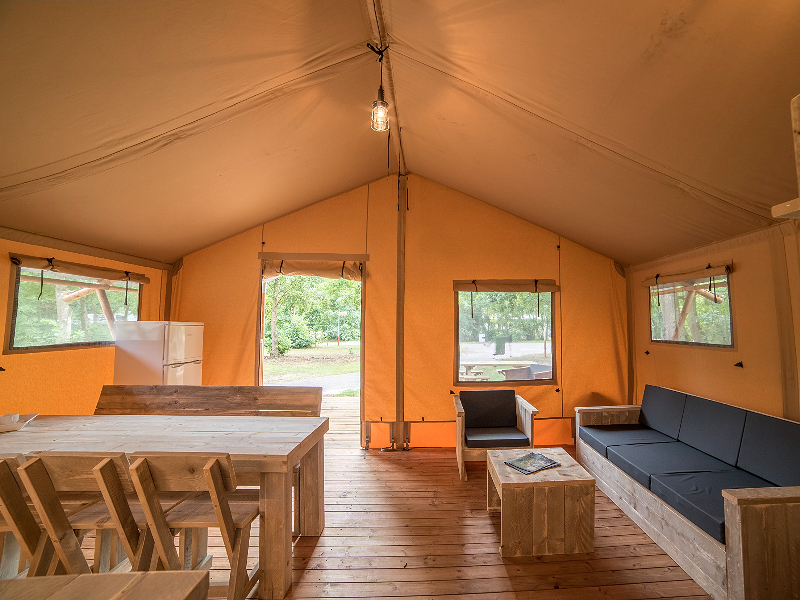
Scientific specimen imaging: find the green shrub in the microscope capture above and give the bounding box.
[286,314,314,348]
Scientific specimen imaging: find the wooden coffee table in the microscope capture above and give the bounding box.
[487,447,595,557]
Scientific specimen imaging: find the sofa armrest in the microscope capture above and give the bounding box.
[515,395,538,447]
[723,485,800,599]
[575,405,640,427]
[453,395,465,417]
[722,486,800,506]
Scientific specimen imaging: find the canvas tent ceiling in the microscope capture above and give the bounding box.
[1,0,798,265]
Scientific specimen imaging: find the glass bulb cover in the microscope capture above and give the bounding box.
[371,99,389,131]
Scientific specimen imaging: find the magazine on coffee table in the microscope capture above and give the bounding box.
[504,452,560,475]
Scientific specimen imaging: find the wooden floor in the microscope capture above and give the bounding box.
[87,395,712,599]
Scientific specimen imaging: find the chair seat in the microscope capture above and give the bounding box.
[579,424,674,457]
[69,492,193,529]
[464,427,529,449]
[607,442,736,488]
[164,496,259,529]
[650,470,774,543]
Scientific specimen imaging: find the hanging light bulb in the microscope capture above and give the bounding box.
[371,85,389,132]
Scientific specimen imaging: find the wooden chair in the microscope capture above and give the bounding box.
[129,453,260,600]
[96,384,322,536]
[17,452,190,575]
[0,456,59,578]
[454,390,538,481]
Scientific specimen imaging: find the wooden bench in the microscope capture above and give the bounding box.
[95,385,322,417]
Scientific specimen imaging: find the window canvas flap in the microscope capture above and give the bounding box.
[9,254,150,285]
[642,264,731,287]
[262,259,362,281]
[453,279,559,293]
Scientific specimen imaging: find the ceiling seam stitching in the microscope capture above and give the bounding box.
[393,49,772,222]
[0,50,373,196]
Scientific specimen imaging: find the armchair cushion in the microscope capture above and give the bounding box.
[459,389,517,428]
[464,426,529,448]
[607,441,735,488]
[579,424,673,458]
[650,470,774,543]
[638,385,686,438]
[678,395,746,465]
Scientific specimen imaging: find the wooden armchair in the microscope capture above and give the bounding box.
[454,390,538,481]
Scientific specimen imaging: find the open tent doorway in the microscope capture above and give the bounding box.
[260,258,365,447]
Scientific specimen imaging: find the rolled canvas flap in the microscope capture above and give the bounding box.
[9,253,150,284]
[453,279,559,293]
[262,259,362,281]
[641,264,732,287]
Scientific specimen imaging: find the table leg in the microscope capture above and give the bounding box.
[260,471,292,599]
[300,440,325,536]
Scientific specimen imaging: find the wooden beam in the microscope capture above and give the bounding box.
[672,291,696,340]
[95,289,116,339]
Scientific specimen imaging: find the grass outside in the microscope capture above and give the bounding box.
[262,341,360,384]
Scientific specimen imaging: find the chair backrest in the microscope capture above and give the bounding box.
[24,452,134,494]
[128,453,237,572]
[678,395,747,465]
[459,390,517,428]
[18,452,134,575]
[0,456,42,564]
[129,453,236,492]
[95,385,322,417]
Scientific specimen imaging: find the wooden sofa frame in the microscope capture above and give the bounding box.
[454,394,538,482]
[575,405,800,600]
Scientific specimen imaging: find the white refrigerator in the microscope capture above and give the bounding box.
[113,322,203,385]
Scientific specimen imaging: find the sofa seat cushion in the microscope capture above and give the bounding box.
[650,470,774,543]
[464,427,529,449]
[579,425,674,458]
[607,442,735,488]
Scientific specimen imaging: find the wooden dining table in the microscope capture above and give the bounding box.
[0,414,329,599]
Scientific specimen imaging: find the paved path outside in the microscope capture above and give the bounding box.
[266,371,360,395]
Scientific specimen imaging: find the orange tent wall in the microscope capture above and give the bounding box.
[629,222,800,420]
[170,176,399,427]
[170,174,628,447]
[0,239,164,415]
[403,175,628,445]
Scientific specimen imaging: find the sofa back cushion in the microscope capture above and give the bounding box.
[459,390,517,428]
[638,385,686,438]
[737,411,800,486]
[678,395,747,465]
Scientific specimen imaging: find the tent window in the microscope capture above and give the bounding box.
[649,274,732,347]
[455,290,554,383]
[8,266,141,350]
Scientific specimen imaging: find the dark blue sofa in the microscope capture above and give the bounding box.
[576,386,800,599]
[579,385,800,543]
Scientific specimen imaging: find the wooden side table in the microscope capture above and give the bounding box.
[487,447,595,557]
